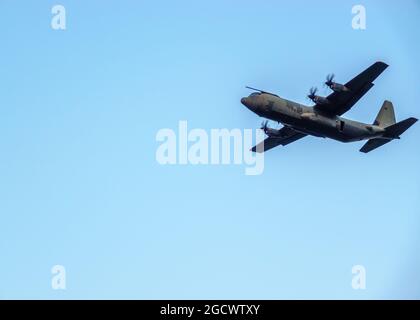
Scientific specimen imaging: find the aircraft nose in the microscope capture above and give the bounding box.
[241,97,257,112]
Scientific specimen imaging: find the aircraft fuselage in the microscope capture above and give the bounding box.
[241,93,386,142]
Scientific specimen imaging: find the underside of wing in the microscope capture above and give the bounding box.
[316,61,389,116]
[251,128,307,153]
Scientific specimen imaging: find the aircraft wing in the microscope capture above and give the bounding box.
[251,127,307,153]
[315,61,389,116]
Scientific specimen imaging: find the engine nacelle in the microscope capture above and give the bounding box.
[329,82,350,93]
[264,127,287,138]
[312,96,330,105]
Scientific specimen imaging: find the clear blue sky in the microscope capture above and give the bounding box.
[0,0,419,299]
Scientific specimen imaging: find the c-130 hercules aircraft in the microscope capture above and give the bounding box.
[241,61,417,153]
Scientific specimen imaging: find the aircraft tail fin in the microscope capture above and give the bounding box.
[373,100,396,128]
[360,117,417,153]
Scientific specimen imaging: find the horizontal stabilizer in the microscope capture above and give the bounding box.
[384,117,418,138]
[360,138,391,153]
[360,117,417,153]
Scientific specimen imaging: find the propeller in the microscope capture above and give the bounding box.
[260,120,269,132]
[307,87,318,101]
[325,73,335,87]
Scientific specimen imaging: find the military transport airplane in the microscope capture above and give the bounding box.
[241,61,417,153]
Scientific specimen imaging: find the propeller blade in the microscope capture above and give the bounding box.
[325,74,335,87]
[307,87,319,102]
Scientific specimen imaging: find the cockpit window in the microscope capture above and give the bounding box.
[249,92,260,97]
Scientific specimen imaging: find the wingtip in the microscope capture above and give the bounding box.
[251,146,265,153]
[376,61,389,68]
